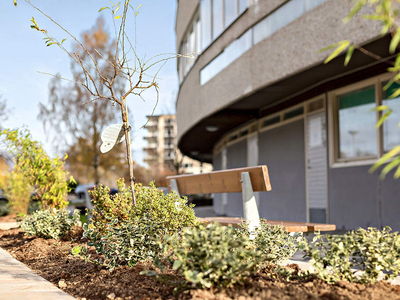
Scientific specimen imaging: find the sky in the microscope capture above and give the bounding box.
[0,0,178,166]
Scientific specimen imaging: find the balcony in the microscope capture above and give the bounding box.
[144,134,158,140]
[144,122,158,129]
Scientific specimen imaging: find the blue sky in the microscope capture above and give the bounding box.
[0,0,178,165]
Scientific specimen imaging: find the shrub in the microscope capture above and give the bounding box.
[0,167,32,214]
[0,204,10,217]
[21,208,80,239]
[300,227,400,283]
[0,128,73,209]
[166,222,263,288]
[89,179,198,235]
[242,220,304,265]
[74,214,166,271]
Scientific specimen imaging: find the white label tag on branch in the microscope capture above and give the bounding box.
[100,123,126,153]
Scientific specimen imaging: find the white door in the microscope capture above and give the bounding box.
[306,112,328,223]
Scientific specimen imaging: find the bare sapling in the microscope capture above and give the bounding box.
[13,0,193,205]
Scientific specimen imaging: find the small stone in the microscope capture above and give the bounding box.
[337,280,349,288]
[58,280,67,288]
[304,281,314,288]
[107,293,116,300]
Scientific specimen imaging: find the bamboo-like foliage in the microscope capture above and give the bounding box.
[320,0,400,179]
[13,0,189,205]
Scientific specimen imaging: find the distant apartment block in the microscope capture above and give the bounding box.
[143,114,212,174]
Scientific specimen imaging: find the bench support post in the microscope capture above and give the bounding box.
[169,179,179,194]
[241,172,260,233]
[169,179,182,211]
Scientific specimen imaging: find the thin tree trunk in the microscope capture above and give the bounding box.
[121,104,136,206]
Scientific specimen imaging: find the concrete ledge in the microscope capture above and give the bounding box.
[0,222,20,230]
[0,247,75,300]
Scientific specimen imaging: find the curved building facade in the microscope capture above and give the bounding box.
[175,0,400,230]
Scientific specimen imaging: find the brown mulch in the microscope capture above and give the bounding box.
[0,213,18,223]
[1,228,400,300]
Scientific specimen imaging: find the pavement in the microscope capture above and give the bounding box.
[0,247,75,300]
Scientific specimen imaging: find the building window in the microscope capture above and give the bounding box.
[200,0,328,85]
[201,0,212,50]
[224,0,237,27]
[382,82,400,152]
[337,86,377,159]
[330,75,400,165]
[200,0,248,51]
[179,11,201,83]
[212,0,224,39]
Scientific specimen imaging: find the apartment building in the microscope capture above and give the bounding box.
[175,0,400,230]
[143,114,212,174]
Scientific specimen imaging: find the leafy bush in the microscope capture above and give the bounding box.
[166,222,263,288]
[0,128,74,209]
[300,227,400,283]
[89,179,198,235]
[0,204,10,217]
[0,167,31,214]
[74,214,166,271]
[21,208,80,239]
[243,220,304,265]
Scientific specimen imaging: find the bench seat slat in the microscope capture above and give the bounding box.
[167,166,271,194]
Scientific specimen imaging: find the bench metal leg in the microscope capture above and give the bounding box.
[169,179,181,211]
[241,172,260,234]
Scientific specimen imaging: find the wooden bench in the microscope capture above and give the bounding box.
[166,165,335,233]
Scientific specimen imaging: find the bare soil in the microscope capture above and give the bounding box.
[0,213,18,223]
[1,228,400,300]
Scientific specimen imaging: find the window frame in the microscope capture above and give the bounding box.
[328,73,395,168]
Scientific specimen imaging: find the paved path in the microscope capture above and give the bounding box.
[0,222,20,230]
[0,247,75,300]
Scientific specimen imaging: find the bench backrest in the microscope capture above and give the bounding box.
[166,165,271,194]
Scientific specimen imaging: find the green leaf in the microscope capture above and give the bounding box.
[344,44,355,66]
[375,110,392,128]
[389,86,400,99]
[173,260,182,270]
[61,39,67,44]
[344,0,366,23]
[136,4,142,10]
[324,41,350,64]
[370,145,400,173]
[318,42,344,53]
[373,105,390,112]
[390,28,400,54]
[394,165,400,179]
[115,15,121,19]
[380,157,400,179]
[98,7,109,12]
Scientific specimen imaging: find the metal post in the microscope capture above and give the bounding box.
[169,179,181,211]
[241,172,260,234]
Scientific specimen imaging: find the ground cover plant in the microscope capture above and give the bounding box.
[300,226,400,284]
[20,208,80,240]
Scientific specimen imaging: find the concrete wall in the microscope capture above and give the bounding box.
[258,120,307,222]
[328,166,400,231]
[176,0,381,144]
[225,139,247,217]
[212,151,223,215]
